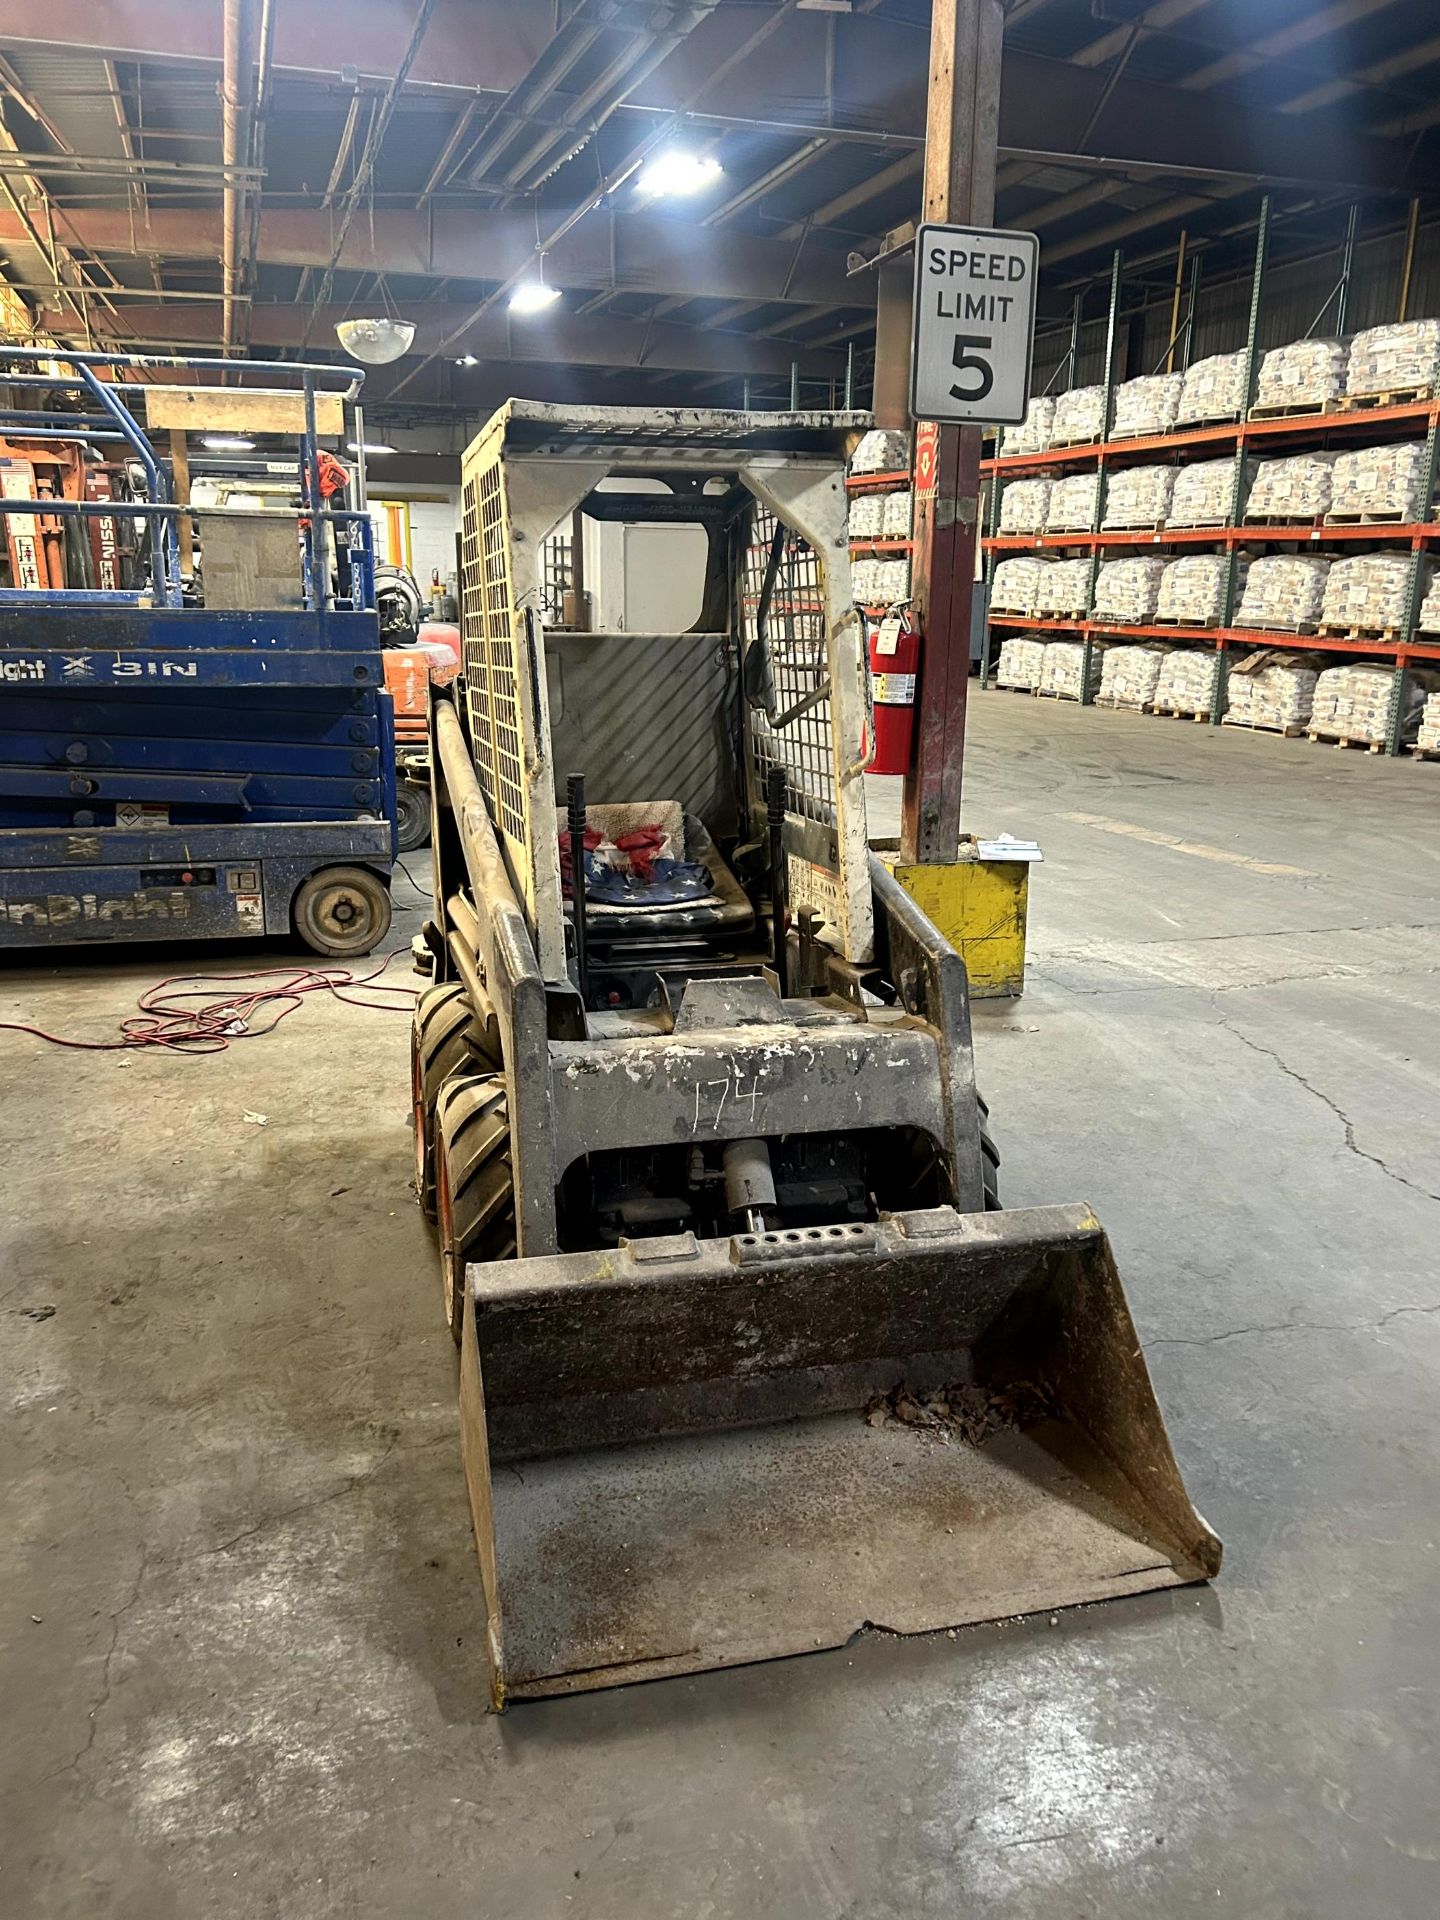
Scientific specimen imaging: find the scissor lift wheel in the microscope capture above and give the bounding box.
[292,865,391,957]
[395,780,430,853]
[435,1073,515,1342]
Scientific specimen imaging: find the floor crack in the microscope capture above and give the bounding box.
[1151,1301,1440,1348]
[35,1539,150,1788]
[194,1429,452,1562]
[1219,1017,1440,1205]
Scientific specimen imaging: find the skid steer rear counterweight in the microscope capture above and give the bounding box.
[412,400,1219,1706]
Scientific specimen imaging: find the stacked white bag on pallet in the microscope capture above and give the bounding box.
[851,428,911,475]
[1111,373,1183,440]
[1045,471,1102,531]
[1253,338,1348,414]
[1224,652,1322,730]
[998,477,1053,535]
[881,489,913,538]
[1177,350,1248,425]
[852,556,911,606]
[1328,442,1433,521]
[1169,458,1237,527]
[1319,553,1427,632]
[1419,573,1440,631]
[1051,385,1107,446]
[1102,463,1176,529]
[995,634,1049,689]
[1092,555,1169,624]
[1417,688,1440,752]
[1344,320,1440,400]
[1309,662,1400,743]
[1098,643,1173,707]
[1001,396,1055,455]
[847,492,884,539]
[1244,452,1337,522]
[1156,552,1244,626]
[1155,647,1224,714]
[1034,556,1093,617]
[991,556,1053,614]
[1039,638,1105,699]
[1236,554,1331,630]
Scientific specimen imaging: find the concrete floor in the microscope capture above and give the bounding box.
[4,694,1439,1918]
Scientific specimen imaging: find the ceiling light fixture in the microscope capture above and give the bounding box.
[202,435,254,452]
[635,151,723,199]
[509,279,561,315]
[454,353,479,366]
[346,440,394,455]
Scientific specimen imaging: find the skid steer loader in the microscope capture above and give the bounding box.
[411,401,1220,1706]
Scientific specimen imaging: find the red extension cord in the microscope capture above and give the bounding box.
[0,952,417,1055]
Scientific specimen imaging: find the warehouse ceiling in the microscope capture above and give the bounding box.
[2,0,1440,423]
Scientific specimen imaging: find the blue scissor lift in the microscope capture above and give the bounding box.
[0,351,396,955]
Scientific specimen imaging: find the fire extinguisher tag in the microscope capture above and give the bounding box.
[874,617,903,657]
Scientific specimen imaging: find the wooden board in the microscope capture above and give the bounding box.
[140,385,345,436]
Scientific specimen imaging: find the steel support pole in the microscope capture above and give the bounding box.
[899,0,1004,864]
[1334,201,1360,337]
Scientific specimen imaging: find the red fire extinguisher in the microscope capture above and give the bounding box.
[866,607,920,774]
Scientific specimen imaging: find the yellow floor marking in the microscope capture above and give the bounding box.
[1057,811,1315,879]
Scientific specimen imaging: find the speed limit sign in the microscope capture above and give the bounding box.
[910,222,1040,427]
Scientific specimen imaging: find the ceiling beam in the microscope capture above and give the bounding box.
[624,11,1437,193]
[4,4,1423,193]
[0,204,857,308]
[1038,181,1255,269]
[34,298,847,378]
[1177,0,1407,94]
[0,0,549,93]
[1070,0,1213,71]
[1283,27,1440,116]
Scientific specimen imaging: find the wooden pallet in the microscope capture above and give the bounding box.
[1411,745,1440,760]
[1243,514,1326,528]
[1315,624,1402,642]
[1220,715,1307,737]
[1166,515,1231,530]
[1323,510,1417,526]
[1034,687,1088,700]
[1151,613,1224,628]
[991,681,1040,694]
[1337,386,1438,412]
[1248,399,1334,420]
[1306,727,1388,753]
[1236,619,1320,636]
[1093,696,1155,713]
[1100,518,1169,533]
[1155,704,1213,722]
[1175,410,1244,428]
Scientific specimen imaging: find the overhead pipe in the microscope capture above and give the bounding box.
[220,0,255,354]
[500,4,720,196]
[460,7,613,188]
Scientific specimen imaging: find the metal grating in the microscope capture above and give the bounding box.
[460,460,526,847]
[743,507,836,831]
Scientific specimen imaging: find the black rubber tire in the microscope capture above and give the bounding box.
[977,1090,1001,1211]
[435,1073,515,1343]
[292,865,392,958]
[411,983,478,1220]
[395,779,430,854]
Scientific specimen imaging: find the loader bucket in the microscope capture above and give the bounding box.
[458,1203,1220,1704]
